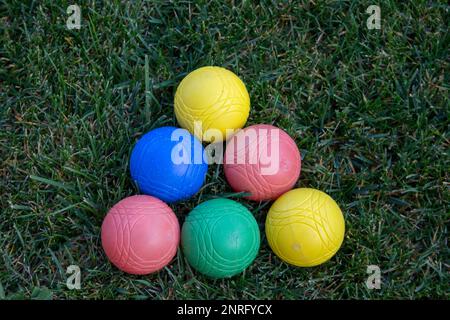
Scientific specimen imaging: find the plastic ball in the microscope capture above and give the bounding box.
[265,188,345,267]
[224,124,301,201]
[130,126,208,203]
[101,195,180,275]
[174,66,250,142]
[181,198,260,278]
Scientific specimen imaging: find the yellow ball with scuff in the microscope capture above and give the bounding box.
[174,66,250,142]
[265,188,345,267]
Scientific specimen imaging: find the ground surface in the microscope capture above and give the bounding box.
[1,1,449,299]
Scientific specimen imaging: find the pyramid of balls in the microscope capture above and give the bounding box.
[101,66,345,278]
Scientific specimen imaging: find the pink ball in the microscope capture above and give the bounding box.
[224,124,301,201]
[101,195,180,275]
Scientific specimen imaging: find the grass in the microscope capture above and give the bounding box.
[0,0,448,299]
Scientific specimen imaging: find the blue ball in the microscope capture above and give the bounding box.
[130,126,208,203]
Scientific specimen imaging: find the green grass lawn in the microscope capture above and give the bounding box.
[1,0,449,299]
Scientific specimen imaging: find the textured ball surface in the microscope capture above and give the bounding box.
[181,198,260,278]
[101,195,180,275]
[130,126,208,203]
[265,188,345,267]
[174,66,250,142]
[224,124,301,201]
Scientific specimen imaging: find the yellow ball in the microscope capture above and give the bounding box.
[174,66,250,142]
[265,188,345,267]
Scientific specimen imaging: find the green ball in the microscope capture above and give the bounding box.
[181,198,260,278]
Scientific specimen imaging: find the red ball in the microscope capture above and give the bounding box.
[224,124,301,201]
[101,195,180,275]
